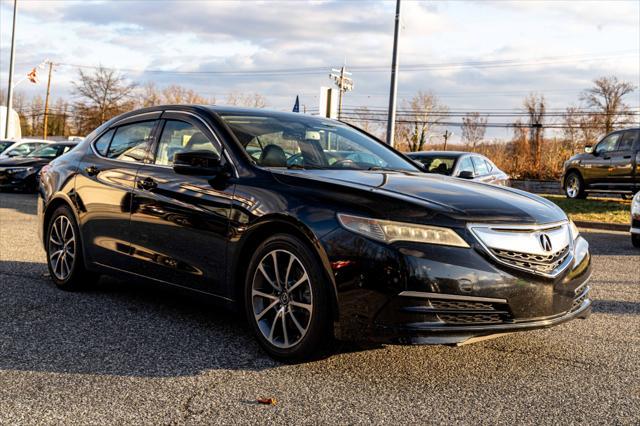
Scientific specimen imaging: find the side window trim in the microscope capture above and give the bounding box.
[90,118,161,164]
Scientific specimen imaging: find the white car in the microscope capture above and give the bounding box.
[0,139,51,159]
[631,192,640,248]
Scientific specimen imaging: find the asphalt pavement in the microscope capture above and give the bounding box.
[0,192,638,425]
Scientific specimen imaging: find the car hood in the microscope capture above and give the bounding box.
[273,169,566,225]
[0,157,50,168]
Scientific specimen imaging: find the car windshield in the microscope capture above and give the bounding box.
[27,144,73,158]
[0,141,15,152]
[219,112,419,171]
[419,156,456,175]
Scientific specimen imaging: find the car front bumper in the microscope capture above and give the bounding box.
[321,228,592,345]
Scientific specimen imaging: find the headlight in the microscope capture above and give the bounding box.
[569,219,580,241]
[6,167,34,175]
[337,213,470,248]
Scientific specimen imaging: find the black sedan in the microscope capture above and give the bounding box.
[407,151,510,186]
[38,106,591,361]
[0,142,77,192]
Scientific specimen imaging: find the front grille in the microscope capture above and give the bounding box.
[438,313,503,324]
[429,300,494,311]
[491,246,570,274]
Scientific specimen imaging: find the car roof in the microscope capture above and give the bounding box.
[408,151,474,157]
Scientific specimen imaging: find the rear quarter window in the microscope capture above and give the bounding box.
[93,129,115,156]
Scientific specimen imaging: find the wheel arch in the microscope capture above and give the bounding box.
[563,168,583,187]
[231,214,339,321]
[42,194,81,250]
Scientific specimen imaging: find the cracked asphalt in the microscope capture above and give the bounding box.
[1,192,639,425]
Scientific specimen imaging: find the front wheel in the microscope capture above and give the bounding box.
[565,172,586,199]
[632,234,640,249]
[244,234,331,362]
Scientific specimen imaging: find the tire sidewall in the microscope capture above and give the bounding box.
[244,234,329,361]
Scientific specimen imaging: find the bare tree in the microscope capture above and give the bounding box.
[461,112,488,150]
[72,65,136,128]
[138,82,163,107]
[562,105,600,152]
[580,76,637,134]
[398,91,448,152]
[162,85,211,105]
[523,93,545,172]
[225,92,267,108]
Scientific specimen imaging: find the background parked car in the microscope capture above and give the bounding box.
[562,128,639,199]
[406,151,510,185]
[631,192,640,248]
[0,142,77,192]
[0,139,51,159]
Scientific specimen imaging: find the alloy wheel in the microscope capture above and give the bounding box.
[566,175,580,198]
[251,249,313,349]
[48,215,76,281]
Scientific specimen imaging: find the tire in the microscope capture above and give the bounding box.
[244,234,331,362]
[564,172,586,199]
[45,205,97,290]
[632,234,640,249]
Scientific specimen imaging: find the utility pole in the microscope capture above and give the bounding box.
[443,130,452,150]
[386,0,401,147]
[329,66,353,120]
[43,61,53,140]
[4,0,18,139]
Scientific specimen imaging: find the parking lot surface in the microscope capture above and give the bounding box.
[1,192,638,425]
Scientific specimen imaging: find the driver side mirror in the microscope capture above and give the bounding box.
[584,145,593,154]
[458,170,475,179]
[173,150,224,176]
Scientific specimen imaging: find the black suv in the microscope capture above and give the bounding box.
[562,128,640,199]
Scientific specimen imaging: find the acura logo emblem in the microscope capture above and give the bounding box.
[539,233,553,252]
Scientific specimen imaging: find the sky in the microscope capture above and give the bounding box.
[1,0,639,141]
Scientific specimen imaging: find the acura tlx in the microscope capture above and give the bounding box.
[38,105,591,361]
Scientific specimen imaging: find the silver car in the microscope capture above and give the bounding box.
[406,151,510,186]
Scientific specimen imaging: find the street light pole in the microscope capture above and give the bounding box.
[386,0,401,147]
[4,0,18,139]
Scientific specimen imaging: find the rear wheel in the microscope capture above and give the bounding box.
[244,234,330,362]
[632,234,640,249]
[565,172,586,199]
[46,205,96,290]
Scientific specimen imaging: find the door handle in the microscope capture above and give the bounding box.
[137,177,157,191]
[603,156,611,160]
[84,165,99,176]
[623,155,631,159]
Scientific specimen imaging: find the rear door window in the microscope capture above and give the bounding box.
[617,130,638,152]
[472,156,489,176]
[108,121,157,162]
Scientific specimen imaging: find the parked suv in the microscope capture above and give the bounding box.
[562,128,639,199]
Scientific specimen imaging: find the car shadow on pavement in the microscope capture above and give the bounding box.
[0,261,289,378]
[581,230,639,256]
[592,299,640,315]
[0,192,38,215]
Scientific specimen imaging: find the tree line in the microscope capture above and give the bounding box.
[2,67,637,179]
